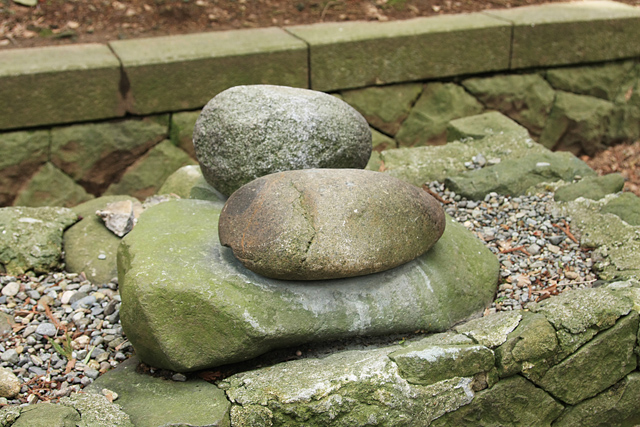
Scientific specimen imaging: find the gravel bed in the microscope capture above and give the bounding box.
[0,183,597,404]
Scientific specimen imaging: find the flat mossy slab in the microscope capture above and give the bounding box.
[87,357,230,427]
[430,375,564,427]
[553,173,625,202]
[380,132,547,186]
[455,310,522,348]
[221,346,475,427]
[118,199,498,372]
[157,164,225,204]
[446,111,530,142]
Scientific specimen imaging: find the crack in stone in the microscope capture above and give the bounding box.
[290,181,316,265]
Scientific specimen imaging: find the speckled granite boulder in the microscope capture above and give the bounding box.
[193,85,372,196]
[218,169,445,280]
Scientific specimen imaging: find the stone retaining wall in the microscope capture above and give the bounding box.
[1,0,640,207]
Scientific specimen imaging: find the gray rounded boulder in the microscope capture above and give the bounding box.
[218,169,445,280]
[193,85,372,196]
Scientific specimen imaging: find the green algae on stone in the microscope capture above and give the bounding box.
[395,82,483,147]
[0,207,77,275]
[446,111,530,143]
[599,191,640,226]
[380,132,547,186]
[87,357,230,427]
[59,393,133,426]
[371,128,396,152]
[545,61,636,102]
[11,403,80,427]
[455,310,522,348]
[553,372,640,427]
[118,200,498,371]
[169,110,201,159]
[430,375,564,427]
[445,151,595,200]
[222,346,475,427]
[157,164,225,204]
[553,173,625,202]
[462,74,556,137]
[533,312,638,405]
[340,83,423,136]
[13,162,94,208]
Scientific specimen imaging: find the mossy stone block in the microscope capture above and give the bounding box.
[447,111,530,142]
[546,61,636,101]
[554,173,625,202]
[12,163,94,208]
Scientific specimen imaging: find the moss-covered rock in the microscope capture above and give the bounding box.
[446,111,530,142]
[11,403,81,427]
[118,200,498,371]
[12,162,94,208]
[170,110,200,159]
[553,173,625,202]
[0,129,49,206]
[157,165,225,204]
[455,310,522,348]
[545,61,636,102]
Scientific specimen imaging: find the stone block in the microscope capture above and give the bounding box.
[546,60,637,101]
[395,82,483,146]
[0,44,124,130]
[157,165,225,204]
[287,13,511,92]
[11,404,81,427]
[485,1,640,69]
[455,310,522,348]
[462,74,555,137]
[109,28,308,115]
[0,129,50,206]
[446,111,530,142]
[340,83,423,136]
[12,163,94,208]
[105,140,196,200]
[553,173,625,202]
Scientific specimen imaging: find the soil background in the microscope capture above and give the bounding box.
[1,0,639,195]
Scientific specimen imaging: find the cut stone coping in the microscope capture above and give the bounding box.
[1,0,639,130]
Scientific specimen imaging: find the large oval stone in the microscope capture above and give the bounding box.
[193,85,372,196]
[218,169,445,280]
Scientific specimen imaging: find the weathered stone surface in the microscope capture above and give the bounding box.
[546,61,636,101]
[118,200,498,371]
[379,132,547,186]
[11,403,80,427]
[445,151,595,200]
[531,287,634,357]
[553,372,640,427]
[446,111,530,142]
[0,367,20,398]
[50,119,168,195]
[109,28,308,114]
[395,82,483,146]
[0,130,49,206]
[462,74,555,137]
[455,310,522,348]
[88,357,230,427]
[157,165,225,204]
[219,169,445,280]
[104,140,196,200]
[59,392,133,426]
[431,375,564,427]
[64,196,139,284]
[494,312,558,380]
[534,312,638,405]
[169,110,200,159]
[287,13,510,92]
[389,340,494,386]
[539,91,615,155]
[222,346,475,427]
[0,207,77,275]
[371,128,396,152]
[608,103,640,144]
[553,173,625,202]
[194,85,372,196]
[563,195,640,281]
[12,162,94,208]
[340,83,423,136]
[96,200,141,237]
[599,191,640,226]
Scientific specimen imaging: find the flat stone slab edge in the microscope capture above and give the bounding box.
[1,0,639,129]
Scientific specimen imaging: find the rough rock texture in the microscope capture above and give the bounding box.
[539,91,615,155]
[340,83,423,136]
[104,140,196,200]
[553,372,640,427]
[563,194,640,281]
[169,110,200,159]
[378,132,547,186]
[455,310,522,348]
[12,162,94,208]
[0,207,77,275]
[553,173,625,202]
[0,367,20,398]
[0,129,49,206]
[444,151,595,200]
[462,73,556,137]
[157,165,225,204]
[430,375,564,427]
[599,191,640,226]
[11,404,81,427]
[95,200,141,237]
[58,392,133,426]
[446,111,530,142]
[118,199,498,371]
[218,169,445,280]
[545,61,636,101]
[221,346,475,427]
[63,196,140,284]
[395,82,484,146]
[193,85,372,196]
[50,118,168,195]
[88,357,231,427]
